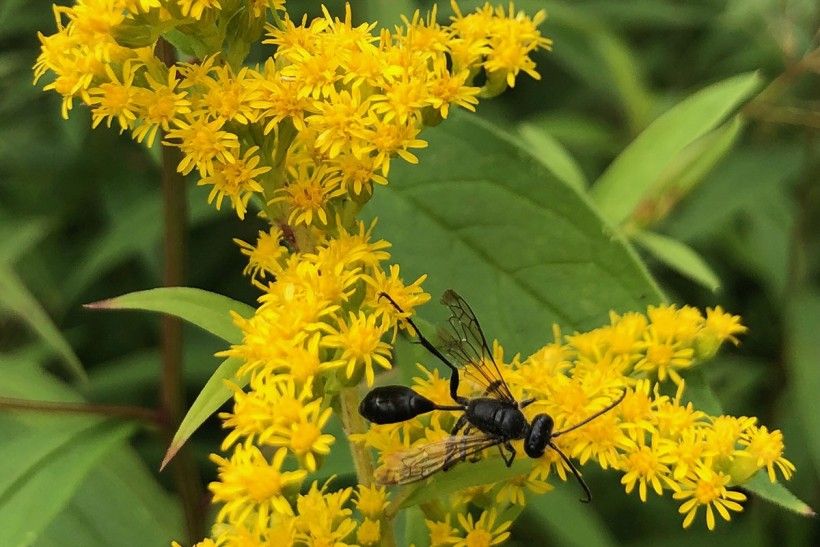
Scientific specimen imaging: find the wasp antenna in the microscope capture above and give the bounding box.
[552,390,627,437]
[549,441,592,503]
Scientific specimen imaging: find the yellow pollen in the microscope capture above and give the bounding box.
[291,422,321,454]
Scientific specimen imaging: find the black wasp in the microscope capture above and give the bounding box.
[359,289,625,502]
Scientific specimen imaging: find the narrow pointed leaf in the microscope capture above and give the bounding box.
[591,72,761,225]
[85,287,254,344]
[0,265,86,381]
[162,356,244,469]
[632,230,721,291]
[742,472,815,517]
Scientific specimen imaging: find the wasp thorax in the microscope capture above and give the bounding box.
[524,413,554,458]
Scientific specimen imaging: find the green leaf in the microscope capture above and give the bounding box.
[162,356,243,469]
[631,230,721,291]
[786,292,820,487]
[654,115,744,201]
[521,486,618,547]
[517,122,588,190]
[0,217,49,264]
[0,420,136,546]
[591,72,761,226]
[40,445,184,546]
[742,473,815,517]
[85,287,255,344]
[364,112,664,357]
[0,265,86,382]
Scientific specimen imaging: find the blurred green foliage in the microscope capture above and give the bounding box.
[1,0,818,545]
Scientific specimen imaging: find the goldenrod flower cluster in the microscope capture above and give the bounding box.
[356,305,794,541]
[208,222,428,543]
[34,1,795,545]
[34,0,551,222]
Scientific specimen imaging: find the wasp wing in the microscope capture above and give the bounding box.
[374,431,503,485]
[438,289,516,403]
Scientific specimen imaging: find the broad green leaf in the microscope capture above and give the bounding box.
[364,112,664,357]
[162,356,243,469]
[518,122,588,190]
[632,230,721,291]
[0,265,85,381]
[85,287,254,344]
[742,473,815,517]
[521,486,618,547]
[786,292,820,485]
[591,72,761,226]
[40,445,184,546]
[0,421,136,547]
[0,418,102,500]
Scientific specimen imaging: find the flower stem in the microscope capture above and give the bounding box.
[338,386,400,546]
[339,386,375,484]
[156,37,206,545]
[0,397,159,423]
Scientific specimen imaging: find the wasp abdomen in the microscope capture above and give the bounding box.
[359,385,437,425]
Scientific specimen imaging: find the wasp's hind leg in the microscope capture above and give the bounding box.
[499,441,516,467]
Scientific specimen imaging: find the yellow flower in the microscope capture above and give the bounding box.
[198,146,270,219]
[294,481,357,546]
[363,264,430,328]
[455,509,512,547]
[164,114,240,177]
[268,400,335,472]
[273,164,338,226]
[88,60,141,133]
[696,306,747,358]
[209,446,305,527]
[620,437,678,501]
[132,66,191,146]
[738,425,795,482]
[673,465,747,530]
[234,226,290,281]
[354,484,389,518]
[427,514,462,546]
[322,311,393,386]
[357,518,381,545]
[201,65,261,125]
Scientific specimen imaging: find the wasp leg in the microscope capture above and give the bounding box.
[451,415,468,435]
[379,292,467,406]
[500,441,516,467]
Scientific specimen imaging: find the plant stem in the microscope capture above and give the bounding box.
[156,38,206,544]
[338,386,400,546]
[339,386,375,484]
[0,397,159,423]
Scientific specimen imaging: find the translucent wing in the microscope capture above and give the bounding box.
[374,432,503,485]
[438,289,516,403]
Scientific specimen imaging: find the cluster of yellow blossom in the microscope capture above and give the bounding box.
[355,304,794,542]
[34,0,551,221]
[208,221,427,544]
